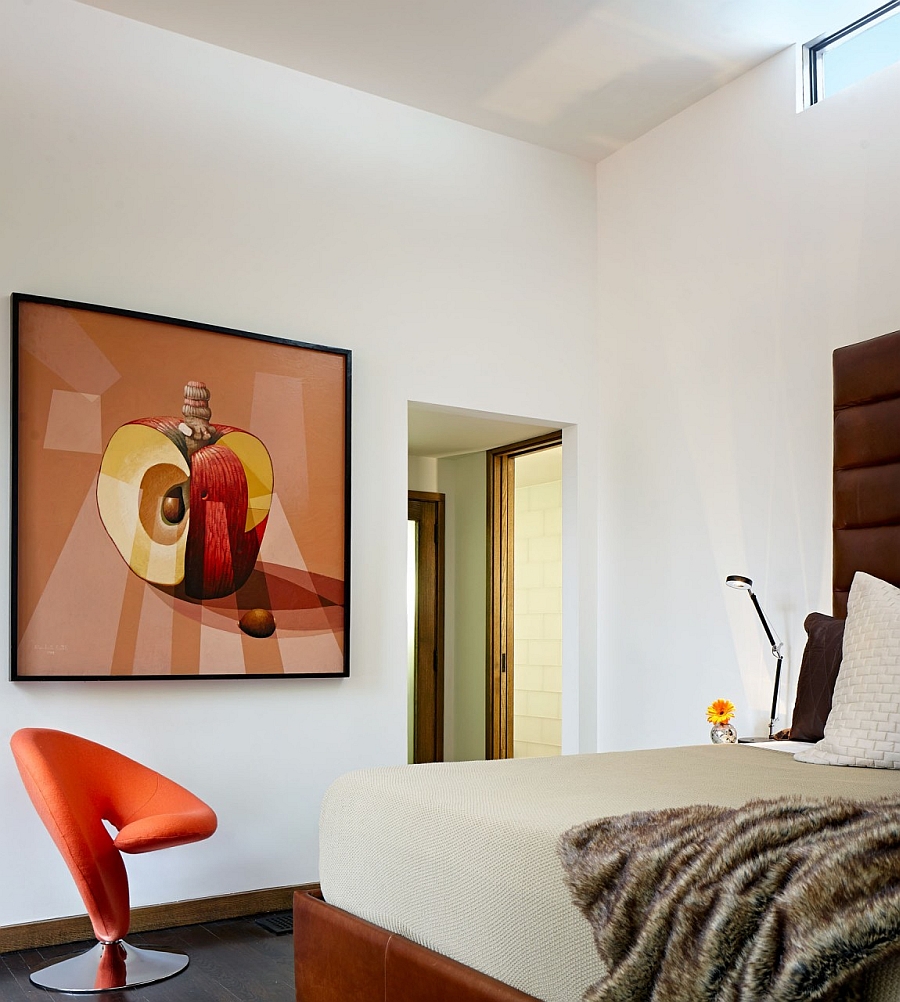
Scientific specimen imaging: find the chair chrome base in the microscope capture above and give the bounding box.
[29,939,189,993]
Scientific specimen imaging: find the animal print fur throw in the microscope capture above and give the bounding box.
[558,797,900,1002]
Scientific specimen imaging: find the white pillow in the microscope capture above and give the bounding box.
[795,572,900,768]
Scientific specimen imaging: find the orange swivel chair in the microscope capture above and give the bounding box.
[10,728,217,993]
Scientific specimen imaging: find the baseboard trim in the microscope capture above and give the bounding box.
[0,882,320,954]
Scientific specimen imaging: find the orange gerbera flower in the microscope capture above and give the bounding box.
[707,699,736,724]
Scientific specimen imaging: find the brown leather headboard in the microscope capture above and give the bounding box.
[833,329,900,617]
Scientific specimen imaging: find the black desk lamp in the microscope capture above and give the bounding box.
[726,575,783,740]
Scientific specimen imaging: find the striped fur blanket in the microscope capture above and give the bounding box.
[558,797,900,1002]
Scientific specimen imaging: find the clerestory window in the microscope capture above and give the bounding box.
[805,0,900,105]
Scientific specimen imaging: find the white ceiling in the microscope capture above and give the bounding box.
[76,0,877,161]
[408,403,558,459]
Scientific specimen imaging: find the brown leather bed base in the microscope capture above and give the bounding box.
[293,890,539,1002]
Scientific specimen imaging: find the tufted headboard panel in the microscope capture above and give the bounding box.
[833,329,900,617]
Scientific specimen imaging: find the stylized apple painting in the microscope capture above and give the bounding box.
[96,381,274,600]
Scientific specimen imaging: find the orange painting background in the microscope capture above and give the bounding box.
[15,301,348,678]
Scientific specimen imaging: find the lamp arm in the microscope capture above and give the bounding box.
[748,589,783,739]
[748,590,781,657]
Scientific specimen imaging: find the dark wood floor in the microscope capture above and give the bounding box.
[0,914,294,1001]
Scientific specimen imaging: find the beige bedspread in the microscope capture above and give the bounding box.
[318,745,900,1002]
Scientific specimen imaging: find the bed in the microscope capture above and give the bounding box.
[294,327,900,1002]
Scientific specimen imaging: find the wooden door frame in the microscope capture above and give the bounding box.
[486,431,562,759]
[408,491,445,763]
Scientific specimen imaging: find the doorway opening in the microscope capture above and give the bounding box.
[407,401,565,763]
[487,433,563,760]
[407,491,445,764]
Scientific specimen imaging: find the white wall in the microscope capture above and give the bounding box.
[596,46,900,748]
[514,450,563,758]
[438,452,488,762]
[0,0,598,926]
[408,457,439,494]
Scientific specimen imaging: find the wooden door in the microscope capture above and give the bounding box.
[408,492,445,763]
[486,432,562,759]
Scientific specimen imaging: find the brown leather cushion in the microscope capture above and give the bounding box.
[789,613,844,742]
[832,330,900,618]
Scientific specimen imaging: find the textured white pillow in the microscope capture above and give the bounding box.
[795,572,900,768]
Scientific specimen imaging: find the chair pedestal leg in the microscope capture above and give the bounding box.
[29,939,189,993]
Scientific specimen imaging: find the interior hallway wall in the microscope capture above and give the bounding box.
[596,45,900,748]
[408,456,438,494]
[438,452,487,762]
[513,448,563,758]
[0,0,598,927]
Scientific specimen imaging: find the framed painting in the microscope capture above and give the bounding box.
[11,294,350,680]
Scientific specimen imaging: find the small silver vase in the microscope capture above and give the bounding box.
[710,722,737,744]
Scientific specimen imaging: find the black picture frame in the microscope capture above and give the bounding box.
[11,293,351,680]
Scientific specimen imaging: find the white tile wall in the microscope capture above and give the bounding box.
[513,476,563,758]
